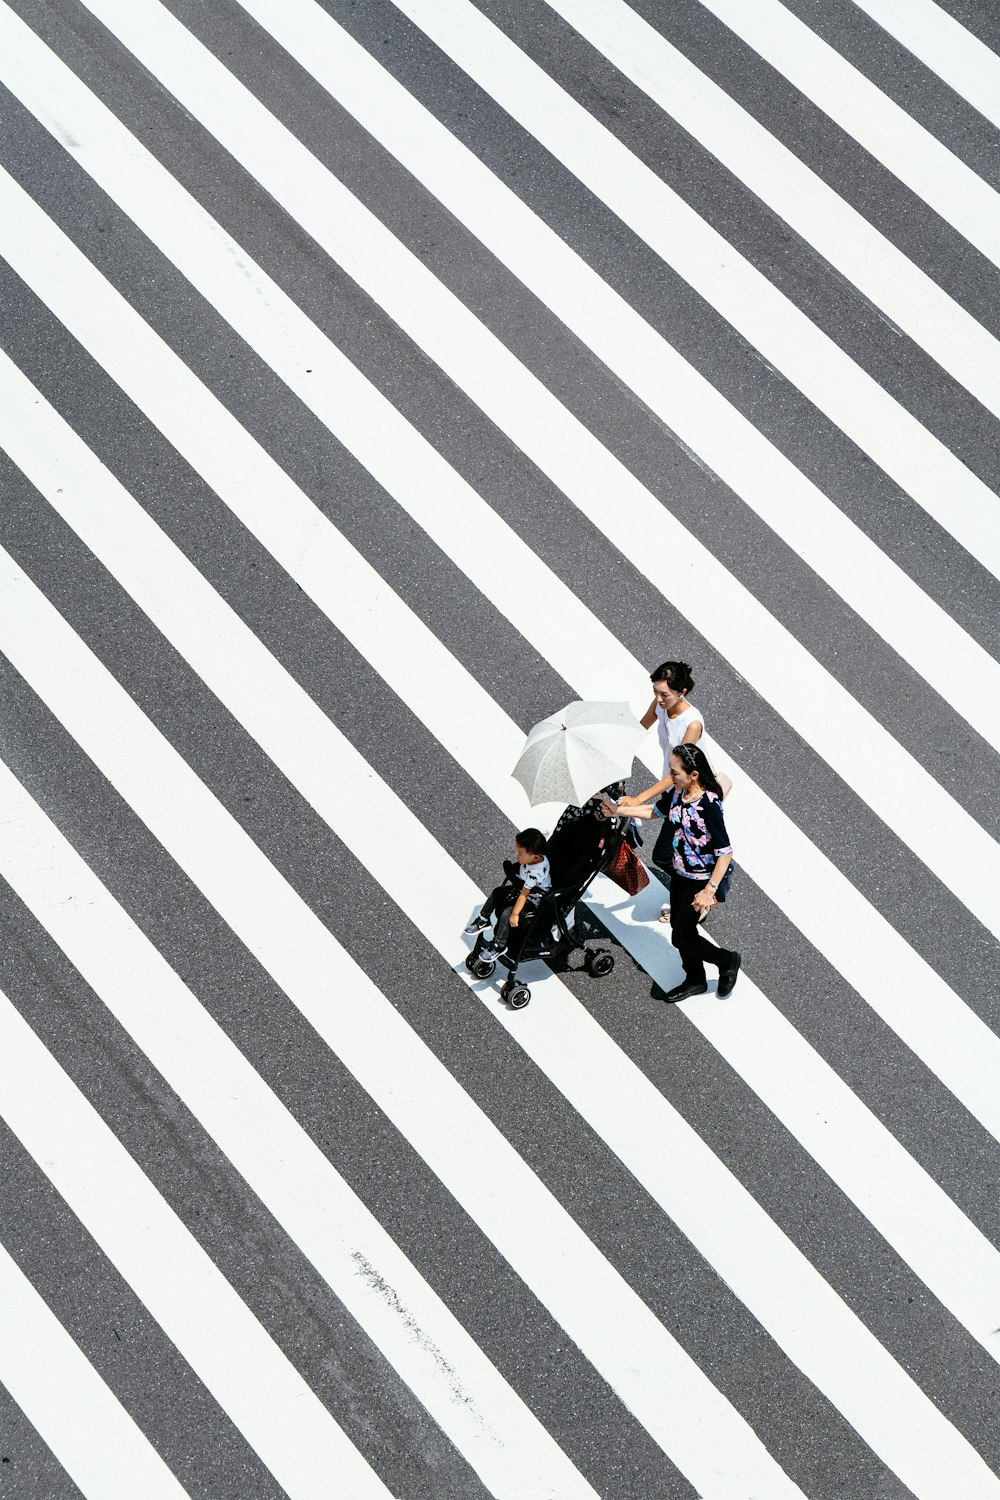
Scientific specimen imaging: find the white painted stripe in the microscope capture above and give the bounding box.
[234,0,1000,583]
[0,423,994,1499]
[0,1238,190,1500]
[696,0,1000,268]
[537,0,1000,420]
[9,346,1000,1386]
[0,583,802,1500]
[8,9,1000,941]
[851,0,1000,132]
[584,876,1000,1366]
[0,994,394,1500]
[0,116,996,1173]
[0,782,600,1500]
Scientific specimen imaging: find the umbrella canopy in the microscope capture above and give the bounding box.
[512,700,646,810]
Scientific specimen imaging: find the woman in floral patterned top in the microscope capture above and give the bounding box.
[604,744,741,1003]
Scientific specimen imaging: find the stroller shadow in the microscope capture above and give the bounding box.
[544,899,647,979]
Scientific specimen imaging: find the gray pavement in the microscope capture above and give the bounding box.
[0,1,998,1497]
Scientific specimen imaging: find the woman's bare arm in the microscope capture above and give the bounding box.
[602,797,658,820]
[639,696,657,731]
[620,774,671,807]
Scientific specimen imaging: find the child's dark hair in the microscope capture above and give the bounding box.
[671,743,724,800]
[515,827,547,856]
[650,659,694,695]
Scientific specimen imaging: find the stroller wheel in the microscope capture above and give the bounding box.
[464,952,477,972]
[473,957,496,979]
[507,985,531,1010]
[586,948,615,978]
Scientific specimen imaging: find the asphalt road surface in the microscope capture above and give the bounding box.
[1,1,1000,1497]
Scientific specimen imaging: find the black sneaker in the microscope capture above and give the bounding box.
[464,914,491,935]
[663,980,708,1003]
[717,952,742,998]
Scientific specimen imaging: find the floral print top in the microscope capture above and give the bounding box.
[652,788,732,881]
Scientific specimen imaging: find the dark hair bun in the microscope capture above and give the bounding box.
[649,660,695,695]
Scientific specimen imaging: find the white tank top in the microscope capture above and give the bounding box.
[656,702,705,775]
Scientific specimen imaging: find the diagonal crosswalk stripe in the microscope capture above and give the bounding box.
[0,990,395,1500]
[0,112,995,1164]
[2,0,997,1486]
[693,0,1000,268]
[62,0,1000,878]
[232,0,1000,584]
[584,879,1000,1364]
[0,563,810,1500]
[0,442,996,1495]
[533,0,1000,419]
[6,345,1000,1383]
[0,764,605,1500]
[851,0,1000,131]
[0,1237,191,1500]
[6,4,1000,941]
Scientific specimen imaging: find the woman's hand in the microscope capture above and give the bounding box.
[693,887,717,915]
[509,911,519,927]
[616,793,638,808]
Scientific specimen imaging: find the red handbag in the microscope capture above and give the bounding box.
[604,837,650,896]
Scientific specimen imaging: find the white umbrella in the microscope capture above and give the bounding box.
[512,700,646,809]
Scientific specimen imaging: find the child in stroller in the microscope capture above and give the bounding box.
[462,789,626,1009]
[464,827,551,959]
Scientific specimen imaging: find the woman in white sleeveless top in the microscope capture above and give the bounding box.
[621,660,705,807]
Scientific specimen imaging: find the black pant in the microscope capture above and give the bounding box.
[479,882,537,956]
[479,879,519,926]
[670,874,730,984]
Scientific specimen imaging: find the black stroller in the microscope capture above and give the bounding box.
[464,802,637,1009]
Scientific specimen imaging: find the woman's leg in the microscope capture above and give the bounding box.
[669,876,720,983]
